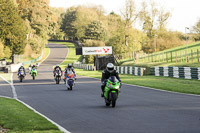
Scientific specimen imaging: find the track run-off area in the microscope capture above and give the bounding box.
[1,43,200,133]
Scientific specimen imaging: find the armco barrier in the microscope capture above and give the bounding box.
[150,67,200,80]
[23,50,44,65]
[73,62,145,76]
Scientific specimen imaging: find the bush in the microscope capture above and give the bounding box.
[0,41,4,58]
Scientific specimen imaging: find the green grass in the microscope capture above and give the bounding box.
[52,41,200,95]
[122,41,200,67]
[0,97,63,133]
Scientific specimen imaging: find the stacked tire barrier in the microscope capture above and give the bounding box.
[150,67,200,80]
[114,66,145,76]
[73,62,94,71]
[73,62,146,76]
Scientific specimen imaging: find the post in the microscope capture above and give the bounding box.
[185,27,189,62]
[191,49,193,62]
[171,52,172,62]
[159,53,160,62]
[186,50,188,63]
[162,52,164,62]
[176,52,177,63]
[133,40,136,61]
[198,49,199,63]
[181,51,182,63]
[166,52,168,63]
[154,35,158,62]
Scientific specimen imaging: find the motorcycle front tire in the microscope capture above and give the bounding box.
[20,76,23,82]
[111,92,118,108]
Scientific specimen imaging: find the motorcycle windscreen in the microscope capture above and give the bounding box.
[109,76,118,83]
[66,71,74,79]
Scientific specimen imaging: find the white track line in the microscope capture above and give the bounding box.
[79,75,200,97]
[16,99,71,133]
[10,73,17,99]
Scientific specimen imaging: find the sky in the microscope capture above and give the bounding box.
[49,0,200,33]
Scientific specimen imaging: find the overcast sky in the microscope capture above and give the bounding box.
[50,0,200,33]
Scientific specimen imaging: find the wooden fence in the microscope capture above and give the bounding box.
[115,49,200,64]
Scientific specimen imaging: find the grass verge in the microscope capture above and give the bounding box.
[55,41,200,95]
[0,97,62,133]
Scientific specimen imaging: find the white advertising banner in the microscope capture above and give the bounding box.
[82,46,112,55]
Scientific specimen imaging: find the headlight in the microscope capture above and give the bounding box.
[115,86,120,89]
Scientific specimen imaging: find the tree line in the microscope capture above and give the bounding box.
[0,0,199,63]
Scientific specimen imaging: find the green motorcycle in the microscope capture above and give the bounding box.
[104,76,121,107]
[31,67,37,80]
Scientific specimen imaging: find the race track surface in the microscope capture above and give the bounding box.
[2,43,200,133]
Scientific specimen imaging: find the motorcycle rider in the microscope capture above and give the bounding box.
[53,64,63,77]
[31,64,37,75]
[64,63,76,82]
[101,63,121,97]
[18,64,26,76]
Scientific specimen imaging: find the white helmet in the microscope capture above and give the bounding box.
[106,63,114,73]
[56,64,59,67]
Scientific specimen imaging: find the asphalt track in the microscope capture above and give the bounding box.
[1,43,200,133]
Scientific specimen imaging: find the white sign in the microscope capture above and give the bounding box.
[82,46,112,55]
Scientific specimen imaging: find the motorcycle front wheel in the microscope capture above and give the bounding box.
[56,76,60,84]
[20,76,23,82]
[32,74,35,80]
[111,93,118,107]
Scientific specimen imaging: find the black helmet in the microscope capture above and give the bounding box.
[68,63,72,68]
[106,63,114,73]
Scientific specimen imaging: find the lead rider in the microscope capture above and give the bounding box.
[101,63,121,97]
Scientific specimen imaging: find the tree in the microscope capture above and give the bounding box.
[121,0,139,46]
[0,0,27,56]
[193,19,200,41]
[140,0,158,39]
[85,20,105,41]
[139,0,171,53]
[48,7,65,40]
[17,0,53,53]
[61,7,77,40]
[0,40,4,58]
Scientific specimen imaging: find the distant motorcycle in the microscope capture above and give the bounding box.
[103,76,121,107]
[18,69,25,82]
[55,69,62,84]
[31,67,37,80]
[65,70,75,90]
